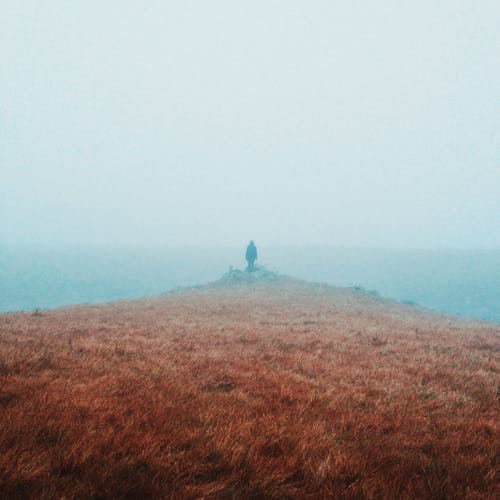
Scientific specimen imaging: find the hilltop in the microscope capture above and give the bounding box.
[0,276,498,498]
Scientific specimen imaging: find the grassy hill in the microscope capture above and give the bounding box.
[0,278,498,498]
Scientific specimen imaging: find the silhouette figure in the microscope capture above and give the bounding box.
[245,240,257,272]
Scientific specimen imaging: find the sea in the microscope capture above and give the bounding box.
[1,246,499,324]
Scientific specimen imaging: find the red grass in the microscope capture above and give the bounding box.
[0,281,498,498]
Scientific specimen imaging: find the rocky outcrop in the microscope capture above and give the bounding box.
[215,266,287,286]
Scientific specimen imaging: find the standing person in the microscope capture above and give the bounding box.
[245,240,257,272]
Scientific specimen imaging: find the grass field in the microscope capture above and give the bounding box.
[0,279,498,498]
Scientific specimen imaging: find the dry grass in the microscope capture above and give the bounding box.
[0,280,498,498]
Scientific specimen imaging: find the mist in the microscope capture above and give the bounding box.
[2,1,499,249]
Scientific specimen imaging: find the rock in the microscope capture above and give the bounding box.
[215,265,282,286]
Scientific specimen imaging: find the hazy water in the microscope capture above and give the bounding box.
[1,247,499,323]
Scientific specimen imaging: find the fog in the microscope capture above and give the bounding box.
[2,1,499,249]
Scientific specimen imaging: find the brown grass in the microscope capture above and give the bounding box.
[0,280,498,498]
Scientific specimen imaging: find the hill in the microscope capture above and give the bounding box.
[0,276,498,498]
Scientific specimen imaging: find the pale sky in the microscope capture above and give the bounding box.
[1,1,499,248]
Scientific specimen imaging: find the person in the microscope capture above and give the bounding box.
[245,240,257,272]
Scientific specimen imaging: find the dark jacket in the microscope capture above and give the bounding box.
[246,242,257,261]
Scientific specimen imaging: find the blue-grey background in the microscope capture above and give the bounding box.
[1,3,499,321]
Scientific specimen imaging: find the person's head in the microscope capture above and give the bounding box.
[249,240,254,246]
